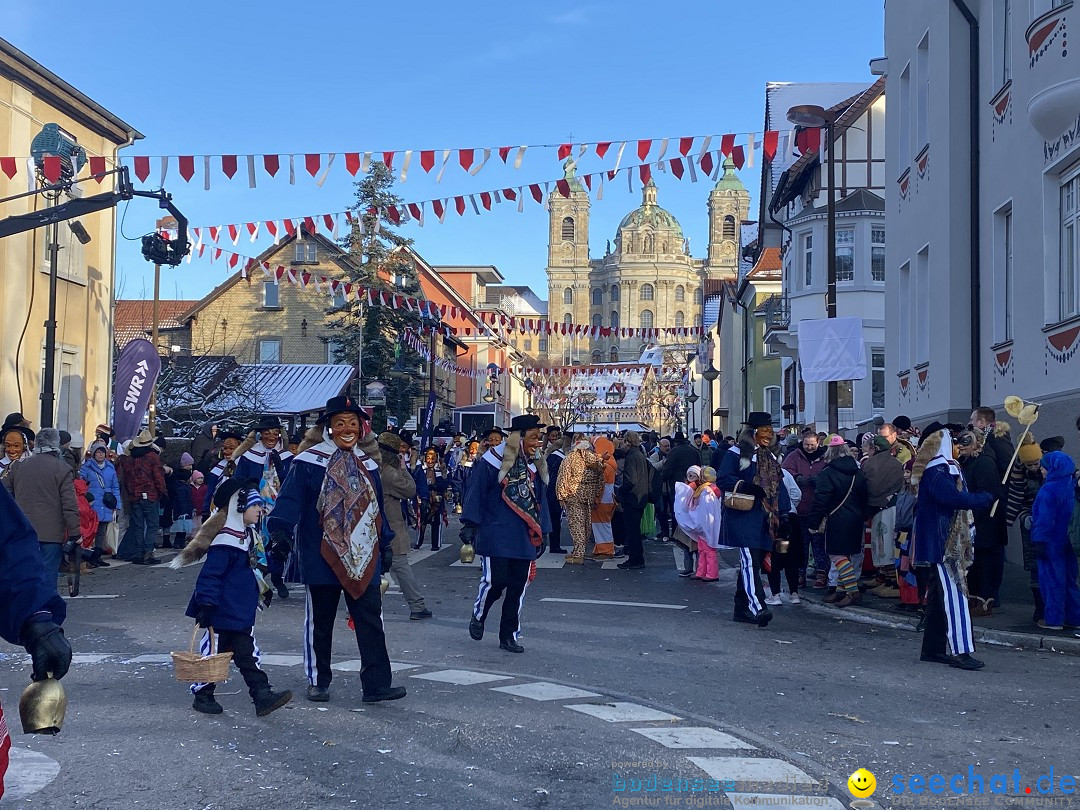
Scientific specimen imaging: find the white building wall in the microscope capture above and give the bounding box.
[886,0,1080,440]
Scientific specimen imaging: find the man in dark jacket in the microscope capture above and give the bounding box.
[3,427,81,581]
[781,430,828,587]
[970,407,1015,481]
[664,432,699,491]
[955,431,1005,614]
[116,429,167,565]
[617,431,651,570]
[862,435,906,596]
[544,426,567,554]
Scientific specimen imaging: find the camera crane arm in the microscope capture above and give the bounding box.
[0,166,190,265]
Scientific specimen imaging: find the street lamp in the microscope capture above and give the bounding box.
[787,103,841,433]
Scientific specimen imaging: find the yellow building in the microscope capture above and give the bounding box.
[0,38,140,445]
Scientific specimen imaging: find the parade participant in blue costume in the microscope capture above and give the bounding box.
[412,446,448,551]
[0,484,72,799]
[543,426,567,555]
[1031,451,1080,631]
[203,429,244,518]
[461,414,551,654]
[235,415,294,599]
[267,395,404,704]
[445,434,467,512]
[911,425,996,671]
[172,478,291,716]
[452,438,481,518]
[717,412,791,628]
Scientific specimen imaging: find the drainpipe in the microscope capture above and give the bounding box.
[950,0,981,410]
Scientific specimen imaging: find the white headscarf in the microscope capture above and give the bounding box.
[926,429,964,478]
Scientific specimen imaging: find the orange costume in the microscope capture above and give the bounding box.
[589,437,618,559]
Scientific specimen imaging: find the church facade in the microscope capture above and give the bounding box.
[544,159,750,364]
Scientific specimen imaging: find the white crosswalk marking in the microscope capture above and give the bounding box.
[534,555,566,569]
[490,682,600,701]
[257,654,304,667]
[630,727,756,749]
[565,702,680,722]
[123,654,171,664]
[409,546,449,564]
[688,757,819,785]
[410,669,511,685]
[330,660,418,673]
[3,748,61,801]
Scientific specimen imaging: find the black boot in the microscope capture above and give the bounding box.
[193,688,223,714]
[253,687,293,717]
[1032,587,1045,623]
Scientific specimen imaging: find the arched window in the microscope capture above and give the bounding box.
[694,287,703,305]
[644,234,654,253]
[675,311,685,328]
[591,313,602,328]
[611,310,620,329]
[675,284,685,302]
[563,287,573,305]
[563,312,573,325]
[591,350,603,364]
[610,284,619,302]
[610,345,620,361]
[640,309,654,328]
[640,283,654,301]
[723,215,736,241]
[591,287,602,306]
[562,216,575,240]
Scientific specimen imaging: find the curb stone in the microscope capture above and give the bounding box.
[798,592,1080,656]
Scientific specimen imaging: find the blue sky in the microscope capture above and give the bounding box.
[6,1,884,301]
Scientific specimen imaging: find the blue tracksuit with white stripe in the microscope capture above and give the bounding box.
[461,444,551,643]
[914,461,994,657]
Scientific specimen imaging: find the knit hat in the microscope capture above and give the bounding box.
[1039,436,1065,453]
[686,465,701,481]
[872,435,892,452]
[59,430,72,445]
[377,431,404,453]
[191,471,205,485]
[892,415,912,431]
[89,441,108,455]
[180,452,194,466]
[1018,443,1043,464]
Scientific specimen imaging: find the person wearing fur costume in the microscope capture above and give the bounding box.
[717,413,791,628]
[461,414,551,653]
[234,415,294,599]
[266,396,404,705]
[412,446,448,551]
[911,426,995,671]
[554,437,607,563]
[172,478,292,716]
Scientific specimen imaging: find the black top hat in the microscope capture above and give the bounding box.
[744,412,774,429]
[892,415,912,431]
[1040,435,1065,453]
[218,429,244,442]
[2,412,24,430]
[319,395,367,423]
[506,414,545,433]
[485,426,507,438]
[253,414,282,432]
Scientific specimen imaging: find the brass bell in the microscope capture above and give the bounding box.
[459,542,476,564]
[379,575,390,597]
[19,676,67,735]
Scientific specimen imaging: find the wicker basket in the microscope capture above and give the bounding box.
[171,627,233,683]
[723,481,755,512]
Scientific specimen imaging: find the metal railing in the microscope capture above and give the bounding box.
[763,295,790,329]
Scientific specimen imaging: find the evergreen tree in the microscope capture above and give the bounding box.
[327,162,430,430]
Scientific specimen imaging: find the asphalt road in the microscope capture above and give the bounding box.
[2,524,1078,810]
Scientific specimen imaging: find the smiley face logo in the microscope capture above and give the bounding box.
[847,768,876,798]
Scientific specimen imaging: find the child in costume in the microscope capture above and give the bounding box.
[171,478,291,716]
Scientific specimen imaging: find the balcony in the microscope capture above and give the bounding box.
[1026,2,1080,142]
[762,295,790,330]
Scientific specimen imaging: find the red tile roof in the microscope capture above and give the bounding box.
[747,247,782,280]
[114,299,197,347]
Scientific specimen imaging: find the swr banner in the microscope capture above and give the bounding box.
[112,339,161,442]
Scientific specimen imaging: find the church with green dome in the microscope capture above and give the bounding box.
[544,158,750,364]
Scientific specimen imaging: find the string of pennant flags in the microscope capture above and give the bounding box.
[185,141,801,245]
[515,365,688,378]
[403,329,484,379]
[0,129,817,189]
[188,240,708,341]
